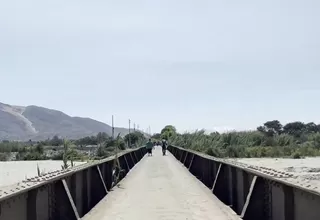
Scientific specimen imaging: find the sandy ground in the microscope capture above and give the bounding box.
[233,157,320,190]
[0,160,85,188]
[82,147,240,220]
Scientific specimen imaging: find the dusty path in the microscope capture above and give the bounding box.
[82,147,240,220]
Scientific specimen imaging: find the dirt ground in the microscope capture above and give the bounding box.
[233,157,320,191]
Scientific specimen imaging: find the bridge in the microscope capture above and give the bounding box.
[0,146,320,220]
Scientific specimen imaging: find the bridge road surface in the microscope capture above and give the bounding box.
[82,147,241,220]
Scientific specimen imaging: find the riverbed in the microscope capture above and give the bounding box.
[0,160,86,188]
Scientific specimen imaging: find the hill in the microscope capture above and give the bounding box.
[0,102,130,141]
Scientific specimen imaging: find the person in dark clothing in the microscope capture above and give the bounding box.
[146,139,154,156]
[161,139,167,156]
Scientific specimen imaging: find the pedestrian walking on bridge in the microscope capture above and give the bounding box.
[162,139,167,156]
[146,138,154,156]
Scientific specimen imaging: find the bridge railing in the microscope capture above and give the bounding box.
[168,145,320,220]
[0,147,147,220]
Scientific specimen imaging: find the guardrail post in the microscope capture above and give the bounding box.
[70,173,77,210]
[124,155,130,171]
[80,169,88,215]
[203,158,212,188]
[179,151,184,162]
[54,179,80,220]
[212,163,230,204]
[172,147,177,157]
[85,168,92,211]
[130,152,136,165]
[212,163,222,191]
[241,176,266,220]
[90,165,105,207]
[27,189,38,220]
[183,152,188,166]
[188,154,195,170]
[230,166,238,212]
[138,148,143,159]
[133,151,139,162]
[239,170,251,214]
[96,166,108,194]
[104,161,113,191]
[62,179,80,220]
[142,147,147,155]
[283,185,294,220]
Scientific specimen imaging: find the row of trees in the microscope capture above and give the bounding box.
[257,120,320,137]
[0,131,147,161]
[158,120,320,158]
[47,131,146,148]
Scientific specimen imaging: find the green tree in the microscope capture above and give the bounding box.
[257,120,282,136]
[124,131,145,147]
[75,136,97,146]
[35,143,44,154]
[62,139,72,169]
[305,122,319,133]
[50,135,63,146]
[160,125,177,140]
[0,153,8,161]
[151,133,161,139]
[283,121,305,137]
[97,132,109,145]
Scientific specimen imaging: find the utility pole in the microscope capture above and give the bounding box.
[128,119,131,148]
[134,123,136,132]
[112,115,114,140]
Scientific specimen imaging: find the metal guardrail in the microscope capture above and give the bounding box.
[0,147,147,220]
[168,145,320,220]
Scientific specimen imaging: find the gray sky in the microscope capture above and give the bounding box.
[1,0,320,133]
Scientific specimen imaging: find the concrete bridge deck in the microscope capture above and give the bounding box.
[82,147,240,220]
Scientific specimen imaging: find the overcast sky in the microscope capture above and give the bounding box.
[1,0,319,133]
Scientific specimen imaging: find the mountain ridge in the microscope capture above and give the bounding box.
[0,102,130,141]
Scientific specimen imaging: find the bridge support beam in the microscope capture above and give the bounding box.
[188,154,195,170]
[124,155,130,171]
[241,176,266,220]
[183,152,188,166]
[62,179,80,220]
[96,166,108,194]
[27,189,37,220]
